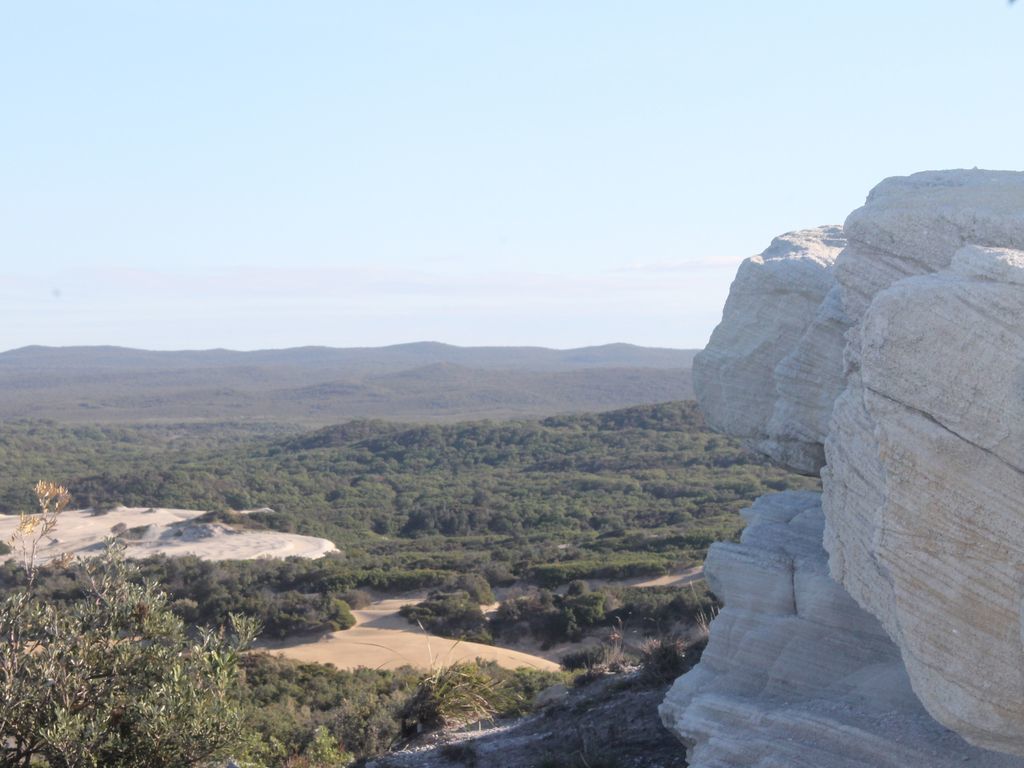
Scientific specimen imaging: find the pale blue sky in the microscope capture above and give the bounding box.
[2,1,1022,351]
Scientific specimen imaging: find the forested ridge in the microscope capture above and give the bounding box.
[0,403,815,614]
[0,343,696,424]
[0,402,815,597]
[0,401,815,764]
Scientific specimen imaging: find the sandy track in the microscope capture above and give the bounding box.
[630,565,705,589]
[263,596,561,672]
[0,506,337,563]
[263,566,706,673]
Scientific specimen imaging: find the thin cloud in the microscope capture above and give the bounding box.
[609,258,742,274]
[46,264,720,302]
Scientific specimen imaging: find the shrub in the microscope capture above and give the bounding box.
[0,482,258,767]
[339,588,373,609]
[237,653,422,761]
[566,626,635,684]
[444,572,495,604]
[327,597,356,630]
[399,592,491,643]
[638,635,690,682]
[466,661,571,717]
[288,726,354,767]
[400,661,506,733]
[560,645,606,671]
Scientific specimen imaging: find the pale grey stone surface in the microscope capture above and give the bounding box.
[669,170,1024,762]
[659,492,1024,768]
[824,243,1024,754]
[693,226,845,474]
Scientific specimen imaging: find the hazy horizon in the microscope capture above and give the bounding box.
[3,2,1022,351]
[0,339,697,355]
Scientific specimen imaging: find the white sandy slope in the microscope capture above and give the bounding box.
[263,567,705,673]
[0,506,337,563]
[263,596,561,672]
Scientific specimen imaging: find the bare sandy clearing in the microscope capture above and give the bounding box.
[577,565,705,591]
[261,568,706,673]
[263,595,561,672]
[0,506,337,563]
[630,565,705,589]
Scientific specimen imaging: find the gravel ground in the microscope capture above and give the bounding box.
[363,672,689,768]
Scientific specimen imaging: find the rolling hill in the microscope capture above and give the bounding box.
[0,342,696,424]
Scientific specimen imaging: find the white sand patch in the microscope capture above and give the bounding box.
[0,506,337,563]
[263,595,561,672]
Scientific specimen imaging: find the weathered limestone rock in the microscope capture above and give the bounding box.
[660,492,1024,768]
[693,226,846,474]
[823,243,1024,754]
[669,170,1024,763]
[761,281,850,473]
[836,170,1024,323]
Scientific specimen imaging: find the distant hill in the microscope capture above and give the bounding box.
[0,342,696,424]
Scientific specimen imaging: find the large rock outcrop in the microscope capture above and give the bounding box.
[663,170,1024,763]
[693,226,847,474]
[825,247,1024,754]
[661,491,1024,768]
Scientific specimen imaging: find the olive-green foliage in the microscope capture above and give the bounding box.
[638,635,692,682]
[604,583,718,632]
[236,654,422,763]
[491,581,719,648]
[487,663,575,716]
[399,591,491,643]
[0,555,357,640]
[492,589,607,646]
[443,572,495,604]
[235,654,569,765]
[0,544,257,768]
[527,555,669,588]
[400,661,506,732]
[0,404,815,620]
[282,726,355,768]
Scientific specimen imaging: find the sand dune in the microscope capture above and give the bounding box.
[264,596,560,672]
[3,505,701,673]
[0,506,337,563]
[262,567,706,673]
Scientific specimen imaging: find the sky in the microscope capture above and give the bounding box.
[2,1,1023,352]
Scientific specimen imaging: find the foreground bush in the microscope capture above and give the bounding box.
[399,591,491,643]
[238,654,568,762]
[237,654,422,761]
[638,635,691,682]
[0,482,257,768]
[401,662,507,733]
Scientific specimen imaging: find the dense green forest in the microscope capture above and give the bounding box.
[0,403,815,599]
[0,343,696,424]
[237,653,574,764]
[0,401,814,765]
[401,580,717,648]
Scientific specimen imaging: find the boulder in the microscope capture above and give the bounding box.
[693,226,846,474]
[670,170,1024,761]
[660,492,1024,768]
[824,243,1024,754]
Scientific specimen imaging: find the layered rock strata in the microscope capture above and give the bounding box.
[824,242,1024,754]
[660,491,1024,768]
[665,170,1024,763]
[692,225,846,474]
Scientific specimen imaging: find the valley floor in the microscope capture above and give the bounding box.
[260,565,705,672]
[259,595,561,672]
